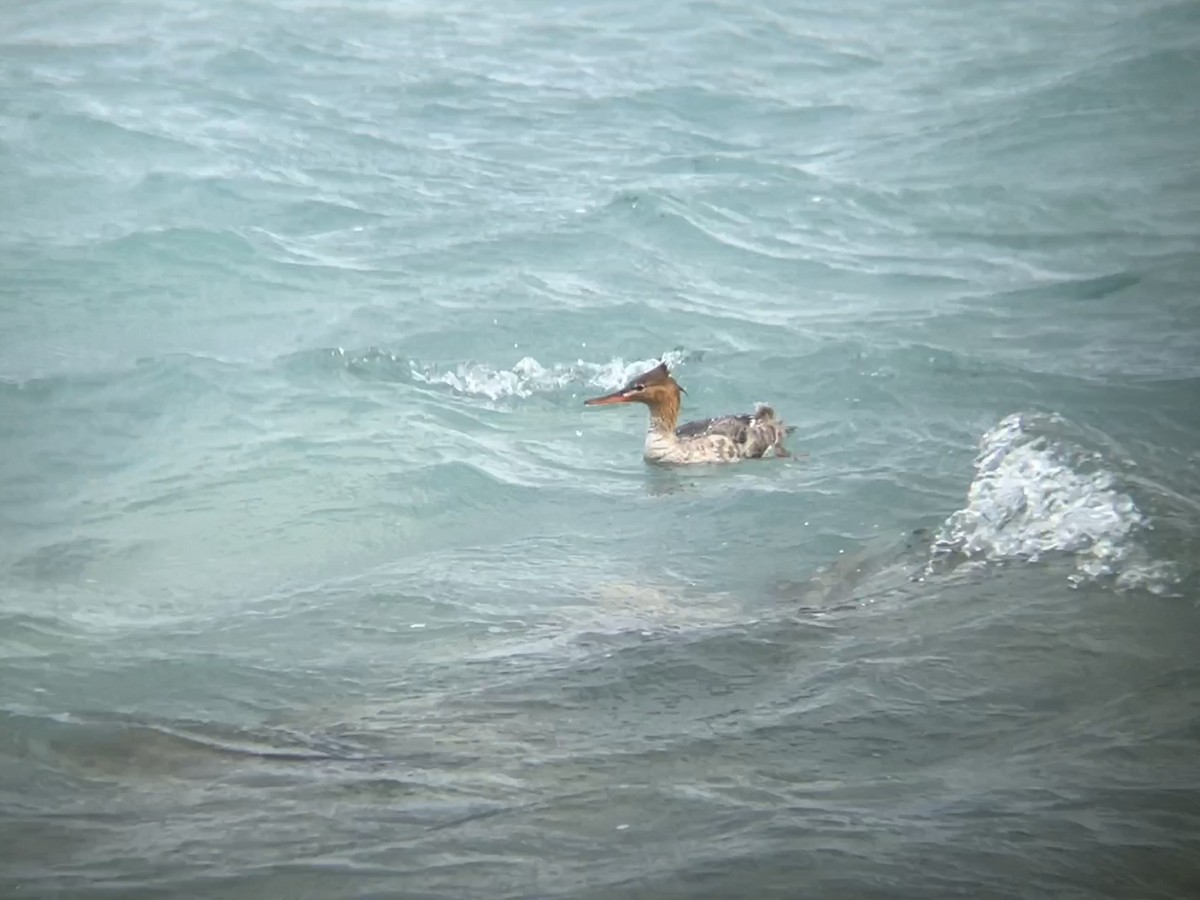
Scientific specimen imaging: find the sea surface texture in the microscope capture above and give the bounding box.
[3,1,1199,897]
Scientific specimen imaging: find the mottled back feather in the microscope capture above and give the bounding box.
[674,404,784,460]
[675,414,752,442]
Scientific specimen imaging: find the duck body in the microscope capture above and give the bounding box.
[584,362,793,464]
[648,404,792,464]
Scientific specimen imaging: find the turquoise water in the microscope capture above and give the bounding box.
[3,0,1200,896]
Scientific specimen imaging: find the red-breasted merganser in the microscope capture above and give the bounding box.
[584,362,794,464]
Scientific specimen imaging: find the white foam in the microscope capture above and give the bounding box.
[932,413,1176,592]
[408,350,687,400]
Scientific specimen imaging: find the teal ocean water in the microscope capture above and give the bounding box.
[3,0,1200,896]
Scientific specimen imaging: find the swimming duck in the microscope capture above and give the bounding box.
[584,362,794,464]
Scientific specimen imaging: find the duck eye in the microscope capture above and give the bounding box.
[631,383,645,391]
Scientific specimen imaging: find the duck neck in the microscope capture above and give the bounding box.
[645,393,681,437]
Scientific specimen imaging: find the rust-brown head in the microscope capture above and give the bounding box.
[583,362,685,425]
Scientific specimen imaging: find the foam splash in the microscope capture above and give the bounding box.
[931,413,1177,593]
[408,349,688,401]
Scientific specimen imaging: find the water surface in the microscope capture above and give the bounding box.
[2,0,1199,897]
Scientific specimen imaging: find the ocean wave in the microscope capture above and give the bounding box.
[283,346,414,384]
[930,413,1179,593]
[0,352,246,408]
[98,225,262,267]
[407,349,690,400]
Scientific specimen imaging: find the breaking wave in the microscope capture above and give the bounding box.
[407,349,689,400]
[931,413,1180,594]
[301,347,694,401]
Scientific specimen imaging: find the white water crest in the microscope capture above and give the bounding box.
[932,413,1178,593]
[408,349,688,400]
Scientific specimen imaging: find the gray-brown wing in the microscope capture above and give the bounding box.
[674,414,753,443]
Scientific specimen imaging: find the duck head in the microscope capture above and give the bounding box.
[584,362,684,427]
